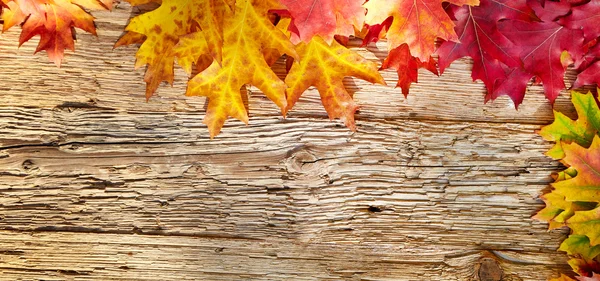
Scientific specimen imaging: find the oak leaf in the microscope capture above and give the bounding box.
[284,36,385,130]
[497,17,584,104]
[381,44,437,97]
[186,0,298,137]
[279,0,365,43]
[559,1,600,43]
[117,0,230,98]
[1,0,111,65]
[364,0,478,61]
[436,0,536,104]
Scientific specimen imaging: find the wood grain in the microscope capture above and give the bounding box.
[0,2,579,280]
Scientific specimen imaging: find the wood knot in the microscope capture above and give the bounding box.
[22,159,36,171]
[285,146,323,175]
[477,257,503,281]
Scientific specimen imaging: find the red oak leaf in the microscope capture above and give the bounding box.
[361,16,392,47]
[559,0,600,42]
[436,0,537,101]
[279,0,365,43]
[381,44,437,96]
[496,1,585,104]
[574,39,600,88]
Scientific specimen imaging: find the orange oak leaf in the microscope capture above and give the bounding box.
[381,44,437,97]
[186,0,298,137]
[363,0,478,61]
[278,0,365,43]
[1,0,112,66]
[118,0,230,99]
[284,36,385,130]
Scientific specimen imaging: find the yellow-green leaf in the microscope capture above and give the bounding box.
[560,235,600,260]
[540,90,600,159]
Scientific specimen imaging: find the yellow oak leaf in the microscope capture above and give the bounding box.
[118,0,230,99]
[284,36,385,130]
[173,32,212,75]
[186,0,298,137]
[540,90,600,160]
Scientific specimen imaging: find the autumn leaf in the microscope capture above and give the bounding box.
[284,36,385,130]
[172,31,212,75]
[1,0,111,65]
[381,44,437,97]
[559,1,600,43]
[537,90,600,280]
[186,0,298,137]
[278,0,365,43]
[497,12,584,103]
[117,0,230,99]
[436,0,536,104]
[535,191,577,230]
[364,0,478,61]
[539,91,600,160]
[570,259,600,279]
[560,235,600,261]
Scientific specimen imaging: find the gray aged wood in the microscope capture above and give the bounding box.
[0,2,580,280]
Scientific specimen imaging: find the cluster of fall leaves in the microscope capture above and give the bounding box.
[4,0,600,136]
[2,0,600,279]
[538,91,600,281]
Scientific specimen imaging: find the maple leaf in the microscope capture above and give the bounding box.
[1,0,111,65]
[363,0,479,61]
[535,191,578,230]
[381,44,437,97]
[186,0,298,137]
[118,0,230,99]
[496,3,585,104]
[278,0,365,43]
[539,91,600,160]
[550,135,600,246]
[284,36,385,130]
[560,235,600,261]
[436,0,537,103]
[570,259,600,279]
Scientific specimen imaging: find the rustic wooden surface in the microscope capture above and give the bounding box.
[0,2,582,281]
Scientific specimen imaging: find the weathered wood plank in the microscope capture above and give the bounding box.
[0,2,578,280]
[0,230,570,281]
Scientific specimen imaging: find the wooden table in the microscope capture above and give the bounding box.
[0,2,576,280]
